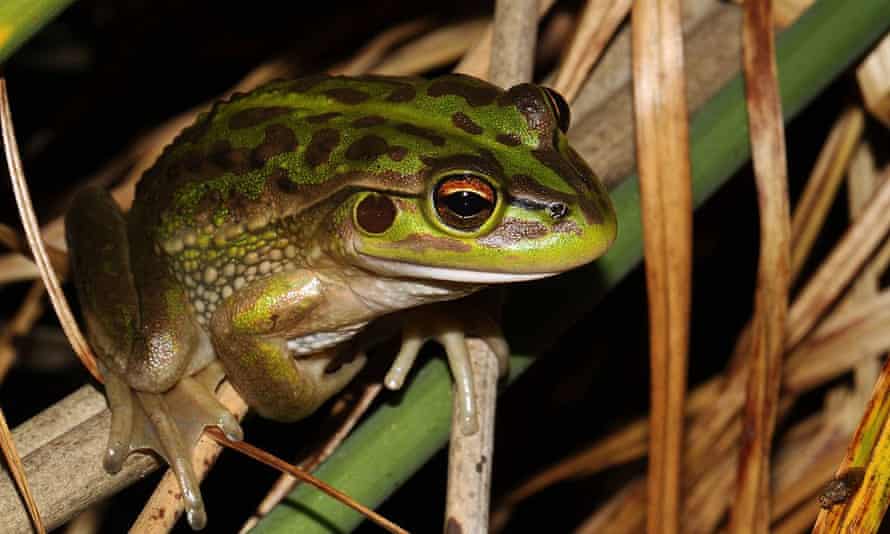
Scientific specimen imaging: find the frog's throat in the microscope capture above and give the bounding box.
[354,254,560,284]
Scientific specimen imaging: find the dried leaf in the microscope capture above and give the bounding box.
[857,32,890,129]
[730,0,792,530]
[631,0,693,532]
[0,407,44,534]
[553,0,632,102]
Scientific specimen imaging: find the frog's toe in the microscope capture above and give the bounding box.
[384,332,424,390]
[383,303,510,436]
[101,364,136,473]
[100,362,241,530]
[137,390,208,529]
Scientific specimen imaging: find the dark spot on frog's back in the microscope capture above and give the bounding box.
[346,135,407,162]
[386,84,416,103]
[396,123,445,146]
[271,167,300,194]
[346,135,390,161]
[352,115,386,128]
[306,112,341,124]
[324,88,371,105]
[496,133,522,146]
[305,128,340,167]
[428,76,501,107]
[533,148,597,203]
[286,74,328,93]
[228,107,293,130]
[389,146,408,161]
[499,83,553,134]
[252,124,298,165]
[210,140,253,174]
[452,112,483,135]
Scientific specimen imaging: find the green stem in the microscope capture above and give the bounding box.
[253,0,890,531]
[0,0,77,64]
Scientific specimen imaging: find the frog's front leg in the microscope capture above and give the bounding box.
[208,270,366,421]
[66,187,242,530]
[383,300,510,435]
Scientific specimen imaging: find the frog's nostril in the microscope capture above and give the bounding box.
[548,202,568,220]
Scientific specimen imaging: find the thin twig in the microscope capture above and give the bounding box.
[454,0,555,79]
[446,340,499,534]
[553,0,632,102]
[489,0,538,87]
[444,3,540,532]
[0,281,45,382]
[369,18,488,76]
[846,139,883,407]
[333,18,434,75]
[206,428,409,534]
[789,106,865,279]
[240,382,383,533]
[787,165,890,348]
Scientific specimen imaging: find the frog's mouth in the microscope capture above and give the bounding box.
[354,254,560,284]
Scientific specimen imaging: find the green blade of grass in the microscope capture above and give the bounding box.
[252,0,890,531]
[0,0,77,64]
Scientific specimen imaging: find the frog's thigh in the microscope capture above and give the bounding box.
[209,270,365,421]
[65,186,139,375]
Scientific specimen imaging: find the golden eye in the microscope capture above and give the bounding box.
[433,174,496,231]
[543,87,571,133]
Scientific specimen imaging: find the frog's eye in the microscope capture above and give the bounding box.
[543,87,571,133]
[433,174,497,232]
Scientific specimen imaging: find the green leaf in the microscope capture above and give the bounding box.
[0,0,77,64]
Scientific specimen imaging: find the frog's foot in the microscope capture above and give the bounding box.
[383,304,509,435]
[102,362,242,530]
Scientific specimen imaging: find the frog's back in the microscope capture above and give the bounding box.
[130,73,548,247]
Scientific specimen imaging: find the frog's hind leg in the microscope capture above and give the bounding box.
[66,186,241,529]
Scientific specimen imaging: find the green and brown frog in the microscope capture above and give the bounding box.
[65,73,616,528]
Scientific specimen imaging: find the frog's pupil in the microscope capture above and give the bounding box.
[446,191,489,217]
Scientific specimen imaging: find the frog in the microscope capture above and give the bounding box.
[64,73,616,529]
[818,467,866,509]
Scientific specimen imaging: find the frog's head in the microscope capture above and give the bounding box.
[330,76,616,283]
